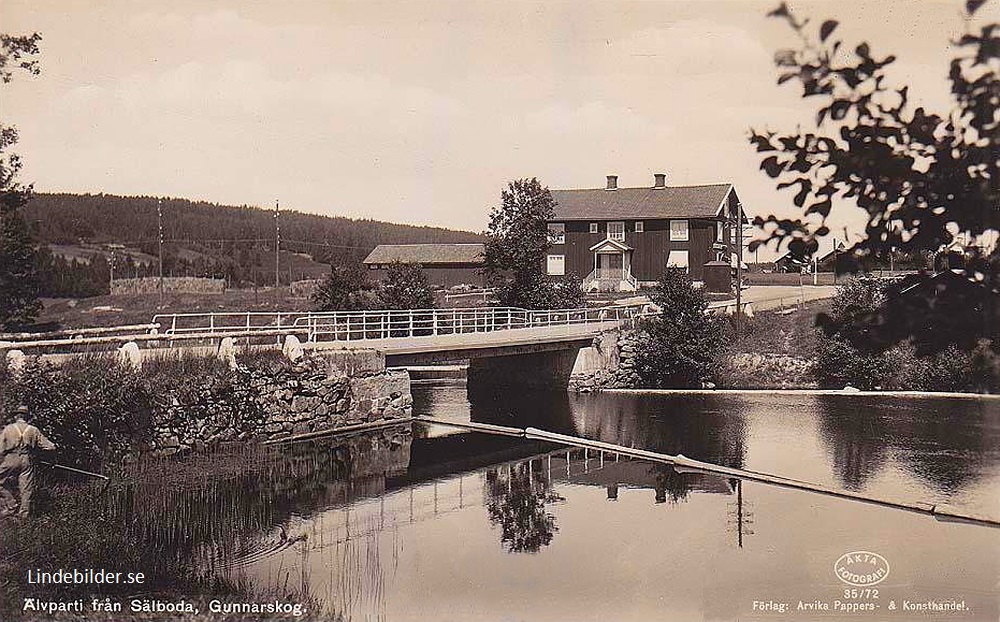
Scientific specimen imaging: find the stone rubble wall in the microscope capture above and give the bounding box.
[110,276,227,295]
[569,329,641,392]
[149,350,412,456]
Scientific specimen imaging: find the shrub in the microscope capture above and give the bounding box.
[311,265,375,311]
[632,268,726,388]
[2,356,155,471]
[375,261,435,309]
[815,335,893,390]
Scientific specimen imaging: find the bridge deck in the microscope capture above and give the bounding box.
[306,321,620,358]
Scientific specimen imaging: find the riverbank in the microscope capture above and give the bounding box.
[1,425,411,621]
[0,348,411,470]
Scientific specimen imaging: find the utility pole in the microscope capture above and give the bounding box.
[157,199,164,300]
[734,203,743,339]
[274,199,280,288]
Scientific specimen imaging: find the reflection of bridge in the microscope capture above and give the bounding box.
[5,306,643,389]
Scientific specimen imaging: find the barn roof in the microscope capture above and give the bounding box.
[550,183,735,221]
[363,243,485,265]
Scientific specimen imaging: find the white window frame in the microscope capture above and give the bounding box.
[546,254,565,276]
[634,221,644,233]
[547,223,565,245]
[716,221,724,241]
[589,222,599,234]
[670,219,689,242]
[608,221,625,242]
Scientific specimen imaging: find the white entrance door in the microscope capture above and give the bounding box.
[597,253,623,279]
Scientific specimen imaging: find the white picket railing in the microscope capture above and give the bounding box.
[153,305,646,343]
[1,305,647,353]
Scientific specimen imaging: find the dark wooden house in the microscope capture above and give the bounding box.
[546,174,748,292]
[363,244,486,288]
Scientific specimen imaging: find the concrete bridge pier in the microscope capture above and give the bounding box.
[467,348,582,393]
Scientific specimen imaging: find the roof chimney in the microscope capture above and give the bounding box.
[653,173,666,189]
[606,175,618,191]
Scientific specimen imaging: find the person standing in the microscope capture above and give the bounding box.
[0,405,56,518]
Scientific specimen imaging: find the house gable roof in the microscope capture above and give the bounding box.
[550,183,735,221]
[363,243,485,265]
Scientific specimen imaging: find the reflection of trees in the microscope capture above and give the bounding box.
[817,396,998,494]
[651,465,690,504]
[483,460,563,553]
[571,393,749,469]
[817,397,889,490]
[893,401,990,493]
[468,388,578,434]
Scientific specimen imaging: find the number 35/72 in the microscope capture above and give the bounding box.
[843,589,879,599]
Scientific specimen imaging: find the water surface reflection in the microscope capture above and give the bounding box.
[77,384,1000,620]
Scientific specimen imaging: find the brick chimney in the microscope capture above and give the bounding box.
[653,173,666,189]
[606,175,618,190]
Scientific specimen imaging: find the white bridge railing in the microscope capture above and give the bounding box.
[2,305,647,353]
[298,306,643,342]
[154,305,646,343]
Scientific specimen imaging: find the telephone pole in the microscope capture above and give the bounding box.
[734,204,744,339]
[157,199,164,300]
[274,199,280,288]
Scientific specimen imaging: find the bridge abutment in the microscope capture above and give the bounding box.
[467,348,582,393]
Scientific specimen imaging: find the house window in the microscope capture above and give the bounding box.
[716,221,724,241]
[608,221,625,242]
[548,223,565,245]
[634,221,644,233]
[546,254,565,276]
[667,250,689,271]
[589,222,599,234]
[670,219,689,241]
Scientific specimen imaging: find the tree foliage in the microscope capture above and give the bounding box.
[484,178,583,308]
[752,1,1000,360]
[750,1,998,269]
[632,268,727,388]
[311,266,375,311]
[483,461,562,553]
[374,261,436,309]
[0,32,42,328]
[815,277,1000,391]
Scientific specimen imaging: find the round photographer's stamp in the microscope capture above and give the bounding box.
[834,551,890,586]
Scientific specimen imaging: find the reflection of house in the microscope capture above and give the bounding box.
[563,459,735,496]
[546,174,748,292]
[362,244,485,288]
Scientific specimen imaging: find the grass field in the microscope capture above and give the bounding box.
[36,289,317,329]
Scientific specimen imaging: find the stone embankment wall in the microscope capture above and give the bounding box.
[149,350,412,456]
[110,277,226,295]
[569,330,640,392]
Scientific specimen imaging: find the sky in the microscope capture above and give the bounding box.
[2,0,995,258]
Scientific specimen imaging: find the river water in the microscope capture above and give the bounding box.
[119,382,1000,621]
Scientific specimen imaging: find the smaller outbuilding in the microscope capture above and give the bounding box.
[363,243,486,288]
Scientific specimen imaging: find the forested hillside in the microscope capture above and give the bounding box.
[25,193,482,297]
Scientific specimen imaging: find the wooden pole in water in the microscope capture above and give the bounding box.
[521,427,1000,529]
[397,417,1000,529]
